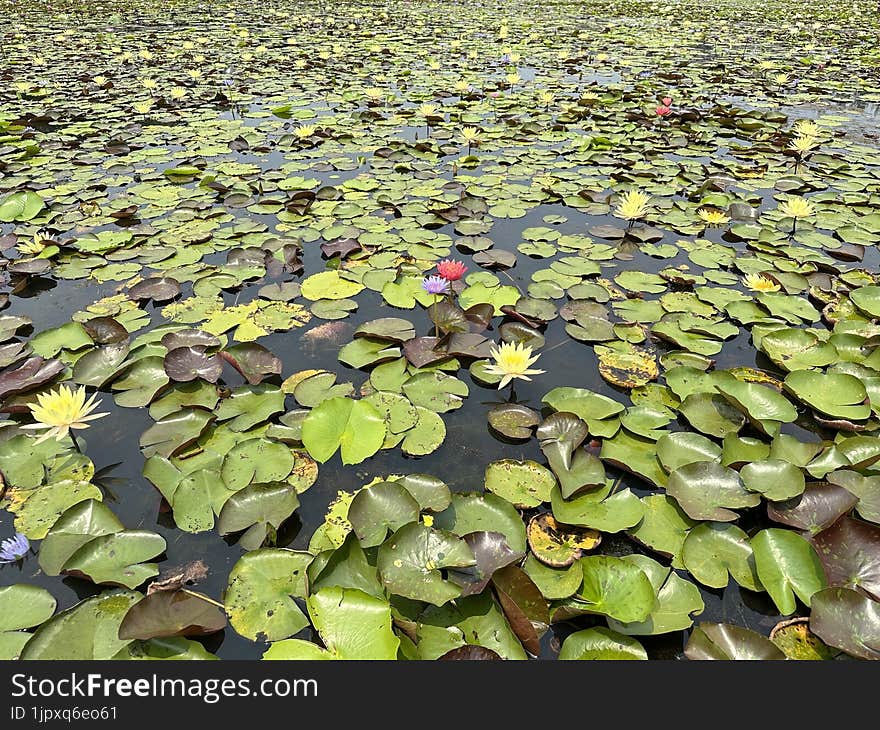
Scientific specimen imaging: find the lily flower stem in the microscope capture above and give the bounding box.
[69,431,82,454]
[434,295,440,338]
[181,589,226,610]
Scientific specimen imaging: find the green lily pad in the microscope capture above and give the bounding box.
[666,462,761,521]
[576,555,657,623]
[607,554,704,636]
[225,549,312,642]
[217,482,300,550]
[377,522,475,605]
[740,458,806,501]
[347,481,420,547]
[300,271,365,300]
[485,459,555,508]
[784,369,871,421]
[301,396,386,464]
[306,586,400,659]
[0,584,57,660]
[20,590,142,660]
[61,530,166,589]
[685,623,785,660]
[752,528,827,615]
[434,492,527,553]
[559,627,647,660]
[628,494,696,569]
[681,522,762,591]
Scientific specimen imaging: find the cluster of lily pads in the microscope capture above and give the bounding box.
[1,0,880,660]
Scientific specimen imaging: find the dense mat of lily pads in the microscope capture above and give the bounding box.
[1,0,880,660]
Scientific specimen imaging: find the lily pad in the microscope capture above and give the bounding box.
[685,623,785,660]
[225,549,312,642]
[527,512,601,567]
[485,459,555,508]
[377,522,475,606]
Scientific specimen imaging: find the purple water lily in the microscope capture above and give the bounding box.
[422,275,450,295]
[0,532,29,564]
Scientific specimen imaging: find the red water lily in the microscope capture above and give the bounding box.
[655,105,672,116]
[436,259,467,281]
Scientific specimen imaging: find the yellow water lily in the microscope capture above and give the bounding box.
[613,190,651,222]
[169,86,187,100]
[788,134,818,154]
[92,75,108,86]
[187,69,203,81]
[506,71,522,85]
[294,124,319,139]
[773,73,790,84]
[418,103,439,118]
[139,49,154,61]
[539,91,554,105]
[364,87,384,101]
[698,208,730,226]
[22,385,109,444]
[453,80,472,94]
[483,342,545,389]
[15,234,48,256]
[132,99,154,114]
[744,273,781,293]
[142,78,157,91]
[461,126,481,144]
[778,196,815,219]
[793,119,819,136]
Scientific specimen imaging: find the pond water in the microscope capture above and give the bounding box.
[1,0,879,661]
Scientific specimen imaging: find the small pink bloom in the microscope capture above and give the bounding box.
[662,96,673,106]
[436,259,468,281]
[655,105,672,116]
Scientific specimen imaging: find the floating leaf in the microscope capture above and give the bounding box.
[666,462,760,521]
[217,482,300,550]
[811,517,880,600]
[347,481,420,547]
[225,549,312,642]
[301,396,386,465]
[484,459,555,508]
[20,590,142,660]
[810,587,880,660]
[307,587,400,659]
[576,556,656,623]
[118,590,226,639]
[685,623,785,660]
[0,585,57,660]
[559,627,647,660]
[682,522,762,591]
[61,530,166,589]
[527,512,600,567]
[377,522,475,605]
[752,528,827,614]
